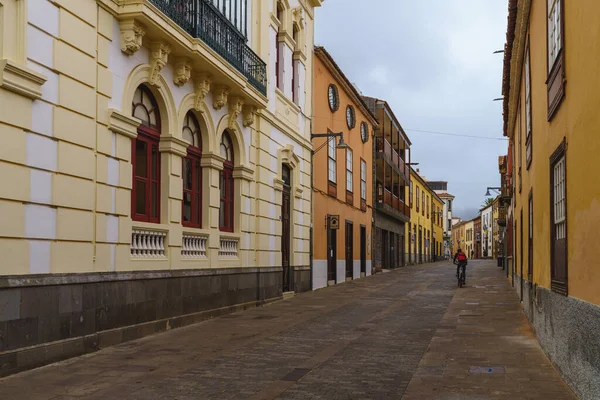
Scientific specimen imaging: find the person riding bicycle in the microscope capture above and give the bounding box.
[453,248,468,280]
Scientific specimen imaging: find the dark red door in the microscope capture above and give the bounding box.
[345,221,353,279]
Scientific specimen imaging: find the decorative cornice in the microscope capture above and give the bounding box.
[194,73,212,112]
[228,97,244,129]
[158,136,188,157]
[242,105,256,127]
[213,85,229,110]
[0,59,47,100]
[233,165,254,181]
[119,19,145,55]
[108,108,140,139]
[173,57,192,87]
[148,41,171,87]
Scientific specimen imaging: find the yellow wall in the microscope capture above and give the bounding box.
[406,169,442,261]
[312,51,373,262]
[509,0,600,304]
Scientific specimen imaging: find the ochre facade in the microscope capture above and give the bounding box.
[311,47,376,288]
[501,0,600,396]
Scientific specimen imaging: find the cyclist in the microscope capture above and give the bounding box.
[453,247,468,282]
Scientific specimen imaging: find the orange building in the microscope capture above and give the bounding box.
[312,47,378,289]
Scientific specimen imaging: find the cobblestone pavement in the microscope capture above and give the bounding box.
[0,261,576,400]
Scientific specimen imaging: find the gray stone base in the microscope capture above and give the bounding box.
[513,274,600,400]
[0,266,295,377]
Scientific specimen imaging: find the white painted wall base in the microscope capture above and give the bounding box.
[366,260,372,276]
[353,260,360,279]
[312,260,327,290]
[336,260,345,284]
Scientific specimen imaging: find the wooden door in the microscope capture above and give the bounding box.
[360,225,366,274]
[281,182,291,292]
[345,221,353,279]
[327,225,337,282]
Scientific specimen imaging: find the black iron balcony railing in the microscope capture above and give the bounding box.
[149,0,267,95]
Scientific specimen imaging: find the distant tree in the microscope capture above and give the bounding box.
[482,197,495,208]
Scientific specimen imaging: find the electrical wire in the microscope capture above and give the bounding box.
[404,128,508,141]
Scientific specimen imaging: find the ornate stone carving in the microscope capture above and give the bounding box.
[148,42,170,87]
[292,6,304,25]
[194,73,212,112]
[243,105,256,127]
[228,97,244,130]
[173,58,192,86]
[213,85,229,110]
[120,20,145,55]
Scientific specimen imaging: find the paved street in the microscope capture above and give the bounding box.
[0,260,575,400]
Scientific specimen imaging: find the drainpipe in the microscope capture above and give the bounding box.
[309,120,314,290]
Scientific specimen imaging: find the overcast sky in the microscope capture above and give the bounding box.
[314,0,509,220]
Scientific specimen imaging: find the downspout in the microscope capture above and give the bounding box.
[309,119,314,290]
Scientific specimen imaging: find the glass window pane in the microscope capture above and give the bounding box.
[220,200,226,227]
[194,194,201,225]
[152,146,159,180]
[183,127,194,145]
[196,161,202,191]
[151,183,158,218]
[183,158,192,190]
[133,106,150,125]
[183,192,192,222]
[135,181,146,215]
[135,140,148,178]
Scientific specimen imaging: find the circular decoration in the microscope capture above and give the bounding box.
[328,84,339,112]
[360,122,369,143]
[346,105,356,129]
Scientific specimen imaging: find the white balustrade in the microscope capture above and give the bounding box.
[182,234,208,258]
[131,229,167,258]
[219,237,239,258]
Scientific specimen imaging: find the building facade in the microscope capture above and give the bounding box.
[464,219,474,259]
[406,168,439,264]
[431,193,444,261]
[480,201,495,258]
[311,47,376,289]
[451,220,466,256]
[501,0,600,396]
[473,215,481,259]
[0,0,321,375]
[363,97,411,272]
[428,181,455,259]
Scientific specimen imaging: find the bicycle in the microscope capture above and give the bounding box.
[454,260,466,288]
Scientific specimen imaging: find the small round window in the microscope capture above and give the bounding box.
[328,84,339,112]
[360,122,369,143]
[346,105,356,129]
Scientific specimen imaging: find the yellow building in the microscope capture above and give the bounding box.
[451,220,466,256]
[406,168,443,264]
[501,0,600,395]
[463,219,474,259]
[0,0,322,375]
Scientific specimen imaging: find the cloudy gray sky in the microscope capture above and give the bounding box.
[314,0,509,220]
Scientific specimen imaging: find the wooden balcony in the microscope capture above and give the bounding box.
[375,137,409,184]
[375,187,410,222]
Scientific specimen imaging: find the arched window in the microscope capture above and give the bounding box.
[276,1,284,90]
[182,111,202,228]
[219,131,235,232]
[131,84,161,223]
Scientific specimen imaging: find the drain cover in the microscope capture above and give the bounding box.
[469,366,506,374]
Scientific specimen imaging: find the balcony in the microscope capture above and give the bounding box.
[497,206,507,227]
[376,188,410,222]
[148,0,267,95]
[375,137,410,183]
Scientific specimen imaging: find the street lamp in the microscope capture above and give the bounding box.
[311,132,348,154]
[485,187,501,197]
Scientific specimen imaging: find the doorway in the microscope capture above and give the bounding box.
[327,222,337,284]
[360,225,366,276]
[520,209,523,302]
[418,228,423,264]
[281,164,291,292]
[345,221,353,280]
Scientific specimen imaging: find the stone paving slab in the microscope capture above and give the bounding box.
[0,260,576,399]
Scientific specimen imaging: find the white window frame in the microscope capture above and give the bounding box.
[360,159,367,200]
[553,155,566,239]
[547,0,562,70]
[327,137,336,184]
[346,148,353,192]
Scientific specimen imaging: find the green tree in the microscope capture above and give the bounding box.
[481,197,495,208]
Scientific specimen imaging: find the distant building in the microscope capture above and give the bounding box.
[427,180,455,259]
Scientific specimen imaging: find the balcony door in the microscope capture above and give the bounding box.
[345,221,353,279]
[281,164,291,292]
